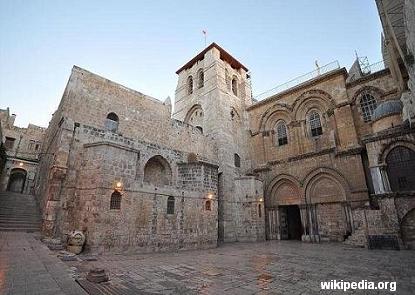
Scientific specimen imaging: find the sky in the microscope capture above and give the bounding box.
[0,0,383,127]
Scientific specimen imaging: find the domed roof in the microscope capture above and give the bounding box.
[372,100,402,121]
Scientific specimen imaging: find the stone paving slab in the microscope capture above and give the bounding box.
[0,232,87,295]
[64,241,415,294]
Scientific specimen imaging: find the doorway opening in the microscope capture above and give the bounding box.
[7,168,27,193]
[279,205,302,240]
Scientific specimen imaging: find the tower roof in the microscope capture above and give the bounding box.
[176,42,248,74]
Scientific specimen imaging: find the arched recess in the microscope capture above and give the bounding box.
[7,168,27,193]
[378,140,415,165]
[292,89,335,121]
[385,146,415,192]
[258,102,293,132]
[184,104,204,131]
[350,86,385,105]
[303,167,350,240]
[303,168,349,204]
[266,174,301,207]
[401,209,415,249]
[143,155,172,186]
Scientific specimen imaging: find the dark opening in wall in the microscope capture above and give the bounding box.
[110,191,122,209]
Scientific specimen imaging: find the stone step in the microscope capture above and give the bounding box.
[0,219,41,224]
[0,227,40,232]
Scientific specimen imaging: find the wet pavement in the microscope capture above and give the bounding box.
[1,232,414,294]
[66,240,415,294]
[0,232,87,295]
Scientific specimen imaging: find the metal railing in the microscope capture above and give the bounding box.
[362,60,386,75]
[254,60,340,101]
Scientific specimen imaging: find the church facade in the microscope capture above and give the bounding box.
[33,39,415,252]
[2,1,414,252]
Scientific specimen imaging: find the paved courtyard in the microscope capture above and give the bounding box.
[68,240,415,294]
[0,232,86,295]
[1,232,415,294]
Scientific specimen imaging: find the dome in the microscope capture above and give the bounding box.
[372,100,402,121]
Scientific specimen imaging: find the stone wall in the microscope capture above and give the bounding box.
[0,108,45,194]
[36,67,220,253]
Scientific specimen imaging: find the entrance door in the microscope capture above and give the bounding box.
[7,168,27,193]
[279,205,302,240]
[267,208,278,240]
[279,207,289,239]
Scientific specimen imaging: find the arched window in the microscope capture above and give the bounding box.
[234,153,241,168]
[105,112,119,132]
[276,121,288,146]
[197,69,204,89]
[231,76,238,96]
[360,93,377,122]
[195,126,203,133]
[308,111,323,137]
[258,204,262,218]
[386,147,415,192]
[187,76,193,94]
[167,196,175,214]
[110,191,122,210]
[144,156,172,186]
[225,69,231,91]
[205,200,211,211]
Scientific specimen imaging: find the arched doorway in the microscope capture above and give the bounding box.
[305,173,348,241]
[267,178,302,240]
[7,168,27,193]
[386,146,415,192]
[401,209,415,250]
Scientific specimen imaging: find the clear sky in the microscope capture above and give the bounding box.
[0,0,383,127]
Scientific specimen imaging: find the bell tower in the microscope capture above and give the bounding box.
[173,43,264,243]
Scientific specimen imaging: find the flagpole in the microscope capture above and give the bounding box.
[203,30,207,47]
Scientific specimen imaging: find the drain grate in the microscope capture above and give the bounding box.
[76,279,159,295]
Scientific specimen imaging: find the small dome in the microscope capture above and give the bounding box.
[372,100,402,121]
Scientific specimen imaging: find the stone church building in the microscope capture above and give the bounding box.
[2,1,414,252]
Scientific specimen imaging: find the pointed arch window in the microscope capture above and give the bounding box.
[187,76,193,94]
[360,93,377,122]
[309,111,323,137]
[275,121,288,146]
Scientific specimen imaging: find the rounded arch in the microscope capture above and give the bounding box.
[351,86,384,105]
[292,89,335,120]
[303,167,350,204]
[105,112,119,132]
[143,155,172,186]
[266,174,302,207]
[184,104,204,130]
[7,168,27,193]
[401,208,415,249]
